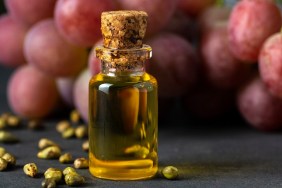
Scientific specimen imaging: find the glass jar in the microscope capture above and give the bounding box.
[88,45,158,180]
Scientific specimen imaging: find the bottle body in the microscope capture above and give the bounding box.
[89,69,158,180]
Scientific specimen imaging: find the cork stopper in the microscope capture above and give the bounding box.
[101,10,148,49]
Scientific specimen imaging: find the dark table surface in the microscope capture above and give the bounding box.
[1,65,282,188]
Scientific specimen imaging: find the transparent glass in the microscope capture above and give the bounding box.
[88,45,158,180]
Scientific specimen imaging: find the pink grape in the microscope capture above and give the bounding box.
[55,0,116,47]
[200,23,251,90]
[0,14,27,67]
[237,77,282,131]
[8,65,59,118]
[228,0,282,62]
[146,33,198,98]
[116,0,178,36]
[178,0,216,17]
[259,33,282,98]
[56,77,75,107]
[73,69,92,122]
[24,19,87,77]
[5,0,56,26]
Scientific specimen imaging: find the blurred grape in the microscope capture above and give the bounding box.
[200,22,251,90]
[259,32,282,98]
[7,65,59,118]
[237,77,282,131]
[24,19,87,77]
[55,0,116,47]
[146,33,199,98]
[56,77,76,107]
[228,0,282,62]
[73,69,92,122]
[5,0,56,26]
[116,0,178,36]
[0,14,27,67]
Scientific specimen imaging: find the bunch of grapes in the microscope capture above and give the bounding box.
[0,0,181,121]
[1,0,116,120]
[1,0,282,132]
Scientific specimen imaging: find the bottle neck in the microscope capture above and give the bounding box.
[101,60,145,77]
[95,44,152,77]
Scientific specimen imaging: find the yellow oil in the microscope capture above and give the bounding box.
[89,72,158,180]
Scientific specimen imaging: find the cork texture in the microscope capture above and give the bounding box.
[101,10,148,49]
[95,45,152,70]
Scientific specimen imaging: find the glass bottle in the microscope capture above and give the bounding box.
[88,11,158,180]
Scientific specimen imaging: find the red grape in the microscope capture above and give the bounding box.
[54,0,116,47]
[116,0,178,36]
[73,69,92,122]
[200,23,251,90]
[5,0,56,26]
[0,14,27,67]
[228,0,281,62]
[259,33,282,98]
[7,65,59,118]
[146,33,198,98]
[178,0,216,17]
[24,19,87,77]
[237,77,282,131]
